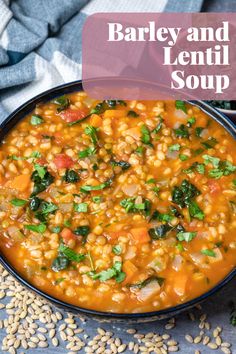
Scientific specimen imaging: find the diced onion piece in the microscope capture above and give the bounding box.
[58,203,73,213]
[174,109,187,120]
[7,226,24,242]
[121,184,139,197]
[148,256,167,272]
[172,255,184,271]
[138,280,161,302]
[190,252,209,269]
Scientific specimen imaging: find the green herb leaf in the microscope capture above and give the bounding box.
[74,203,88,213]
[135,146,144,155]
[59,244,85,263]
[179,154,189,161]
[10,198,28,207]
[24,224,46,233]
[128,276,164,289]
[187,117,196,127]
[80,179,112,193]
[78,146,96,158]
[120,197,151,216]
[174,124,189,139]
[92,196,102,204]
[110,160,131,170]
[112,245,122,255]
[88,261,125,283]
[53,95,70,112]
[188,201,205,220]
[51,256,69,272]
[141,124,152,146]
[30,115,44,126]
[201,249,216,257]
[201,137,218,149]
[172,179,201,208]
[85,125,99,145]
[195,127,204,137]
[177,231,197,242]
[169,144,180,152]
[203,154,220,168]
[175,100,187,113]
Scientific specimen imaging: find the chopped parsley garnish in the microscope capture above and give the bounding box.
[175,100,187,113]
[78,146,96,158]
[30,115,44,126]
[201,249,216,257]
[174,124,189,139]
[85,125,99,145]
[203,154,220,168]
[141,124,152,147]
[135,146,144,155]
[92,196,102,204]
[30,166,54,197]
[53,95,70,112]
[10,198,27,207]
[63,169,80,183]
[58,243,85,263]
[201,137,218,149]
[80,179,112,193]
[74,203,88,213]
[112,245,122,255]
[169,143,180,152]
[150,210,173,223]
[152,117,163,134]
[183,162,205,175]
[146,178,156,184]
[120,197,151,216]
[179,154,189,161]
[187,117,196,127]
[24,223,46,233]
[195,127,204,137]
[177,231,197,242]
[88,261,125,283]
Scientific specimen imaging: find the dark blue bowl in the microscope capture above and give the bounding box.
[0,80,235,322]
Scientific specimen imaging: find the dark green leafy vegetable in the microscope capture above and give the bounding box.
[175,100,187,113]
[169,205,183,218]
[29,197,41,211]
[188,201,205,220]
[88,261,125,283]
[179,154,189,161]
[34,201,58,222]
[53,95,70,112]
[30,115,44,126]
[201,137,218,149]
[73,226,90,237]
[110,159,131,170]
[128,276,164,289]
[208,160,236,179]
[31,166,54,197]
[51,256,69,272]
[24,224,46,233]
[149,210,173,223]
[172,179,201,208]
[135,146,144,155]
[120,197,151,216]
[10,198,27,207]
[177,231,197,242]
[92,196,102,204]
[127,110,139,117]
[63,169,80,183]
[195,127,204,137]
[148,224,173,239]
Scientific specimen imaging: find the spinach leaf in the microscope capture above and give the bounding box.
[63,169,80,183]
[120,197,151,216]
[31,166,54,197]
[128,276,164,289]
[172,179,201,208]
[127,110,139,117]
[110,159,131,170]
[201,137,218,149]
[59,244,85,263]
[29,197,41,211]
[51,256,70,272]
[148,224,173,239]
[149,210,173,223]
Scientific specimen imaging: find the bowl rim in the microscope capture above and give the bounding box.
[0,80,235,319]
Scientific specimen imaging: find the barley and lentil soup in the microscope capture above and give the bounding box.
[0,93,235,313]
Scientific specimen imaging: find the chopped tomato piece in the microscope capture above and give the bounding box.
[61,228,76,244]
[208,180,221,194]
[130,227,150,244]
[60,108,88,123]
[54,154,74,169]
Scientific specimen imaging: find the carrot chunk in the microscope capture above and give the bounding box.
[122,260,138,284]
[103,110,125,118]
[90,114,103,127]
[61,228,76,243]
[130,227,150,244]
[10,174,30,191]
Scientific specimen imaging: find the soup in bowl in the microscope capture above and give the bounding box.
[0,90,235,315]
